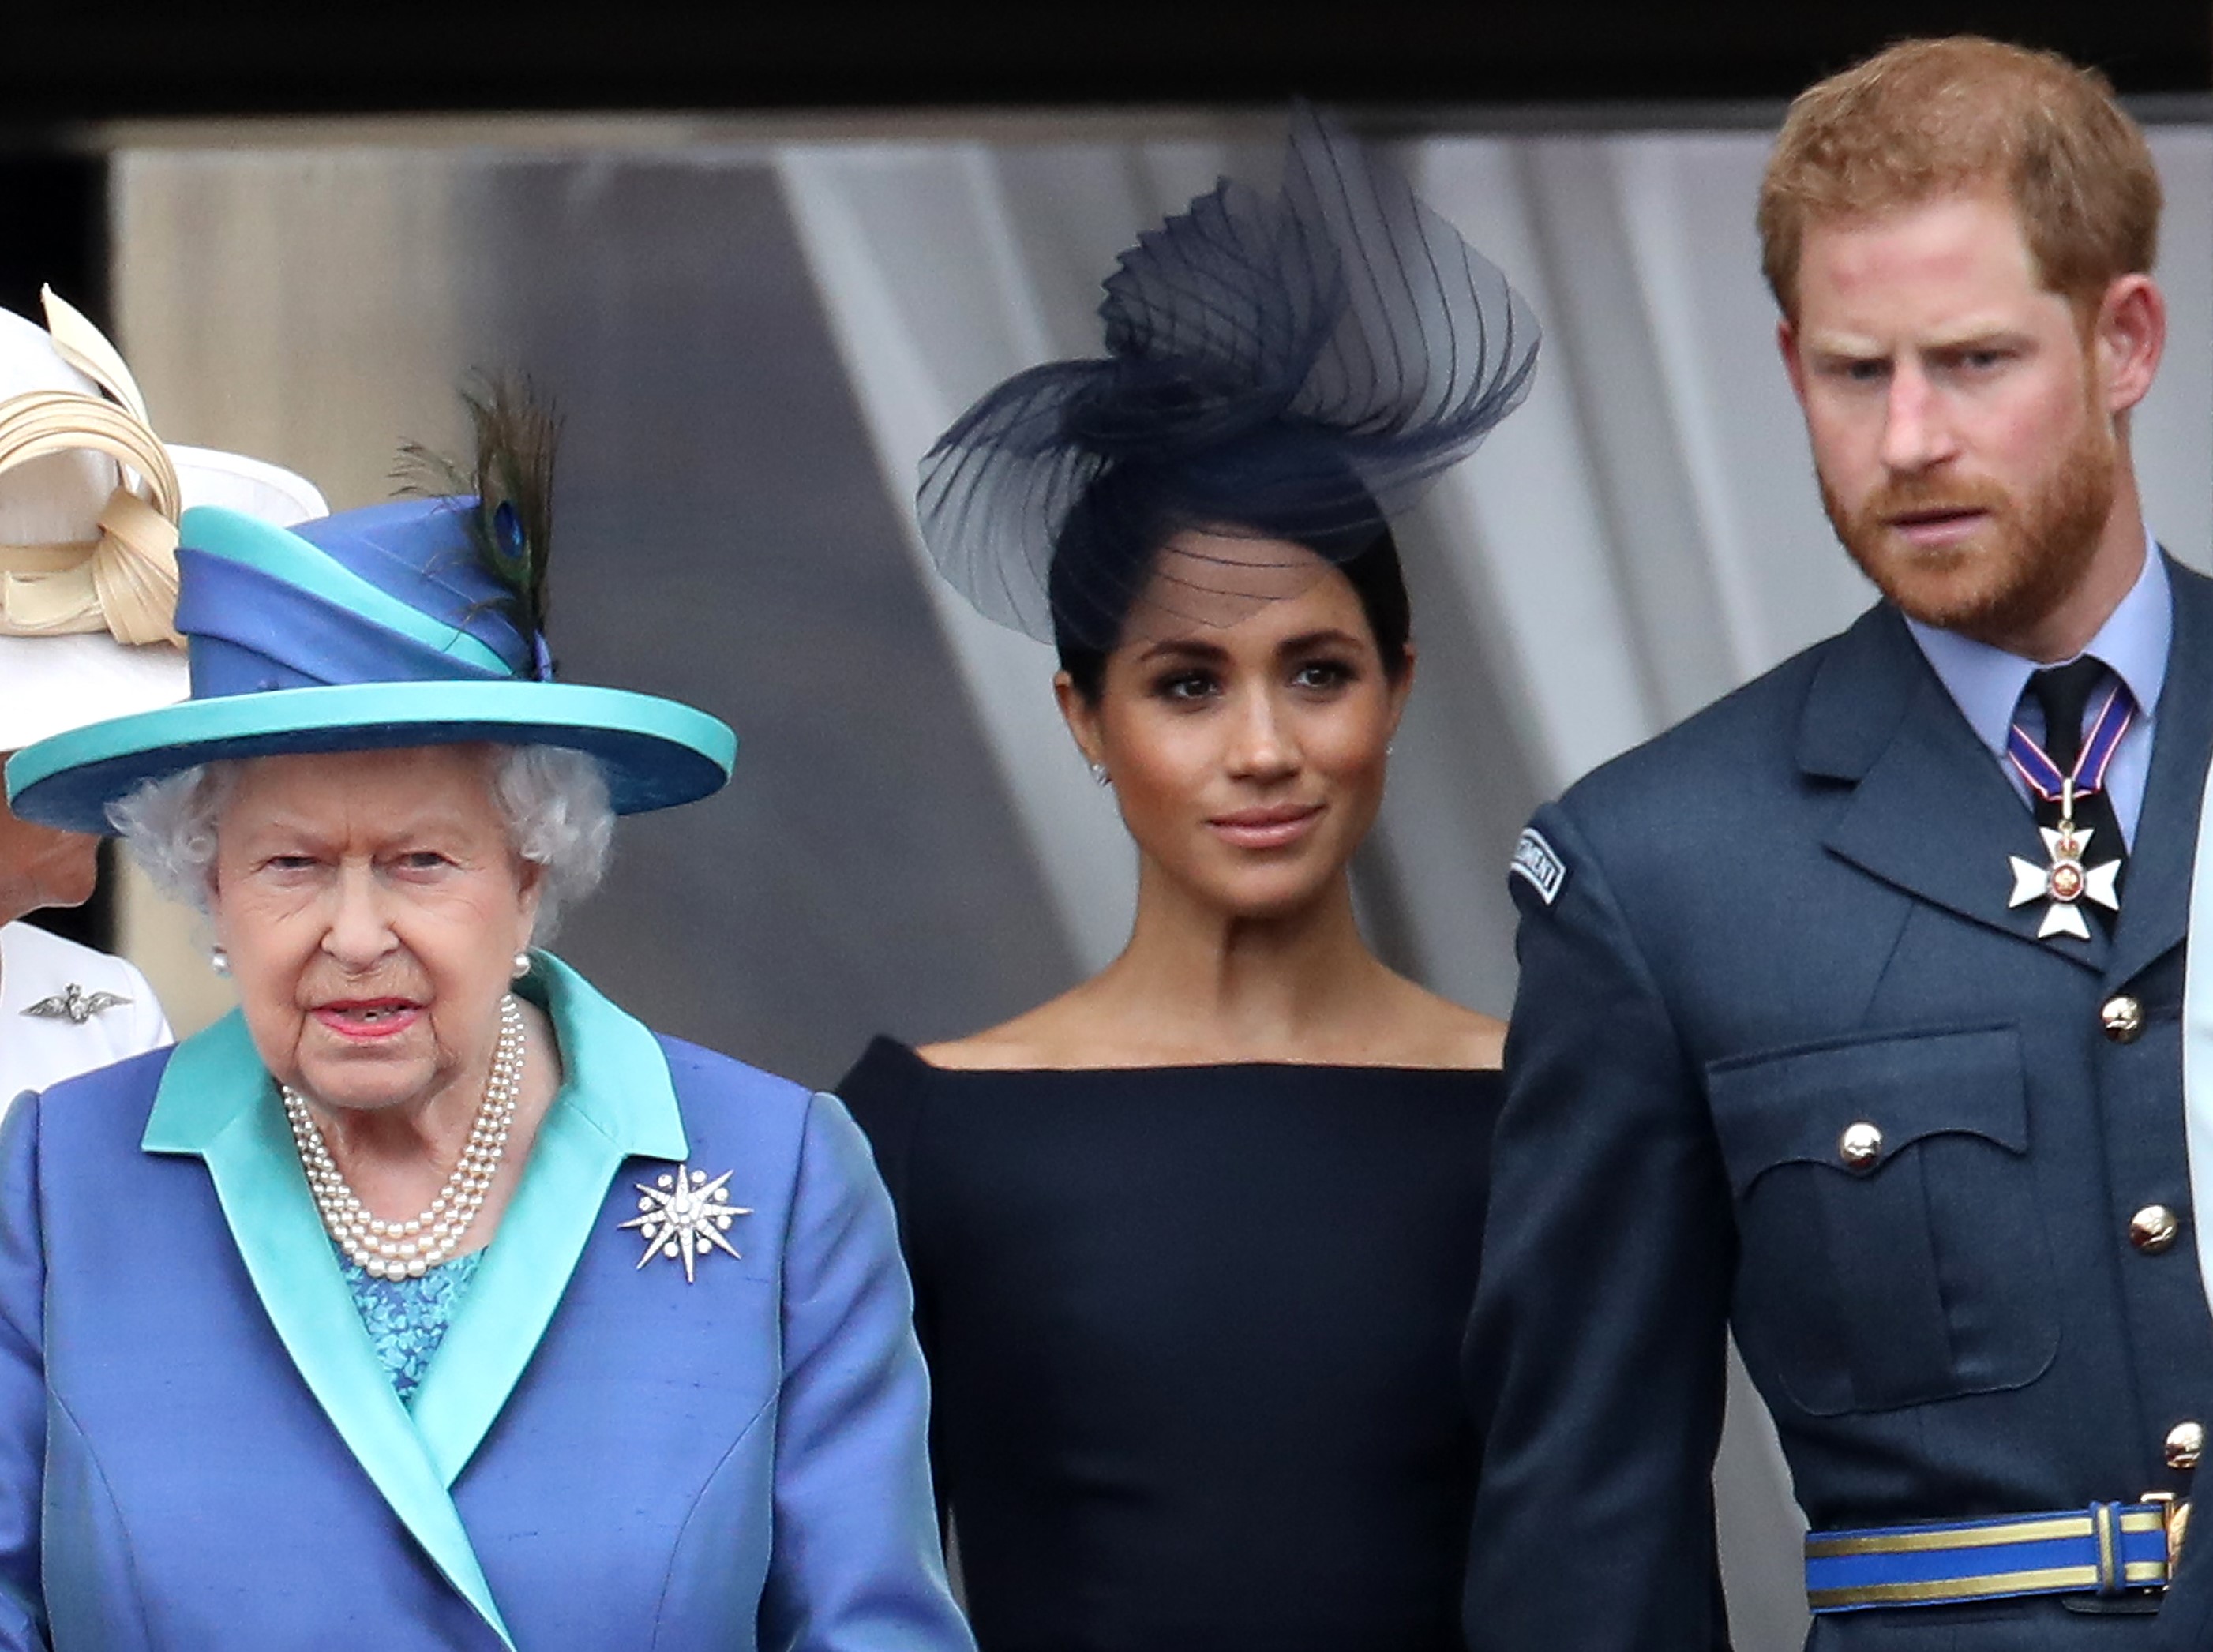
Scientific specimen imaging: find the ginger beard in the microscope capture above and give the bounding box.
[1824,381,2119,647]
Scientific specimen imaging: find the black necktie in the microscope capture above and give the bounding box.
[2026,657,2128,923]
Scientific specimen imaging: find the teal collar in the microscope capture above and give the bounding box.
[141,951,688,1648]
[411,952,686,1486]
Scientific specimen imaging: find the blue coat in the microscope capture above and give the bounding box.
[1466,561,2213,1650]
[0,954,973,1652]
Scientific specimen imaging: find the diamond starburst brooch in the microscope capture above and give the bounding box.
[619,1164,751,1283]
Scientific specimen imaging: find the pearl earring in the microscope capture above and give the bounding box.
[512,951,533,980]
[208,946,230,976]
[1090,762,1111,787]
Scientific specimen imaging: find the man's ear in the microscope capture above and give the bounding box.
[1777,317,1810,407]
[2094,274,2165,418]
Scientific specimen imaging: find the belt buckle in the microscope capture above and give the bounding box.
[2144,1493,2193,1585]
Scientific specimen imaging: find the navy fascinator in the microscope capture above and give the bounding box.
[917,105,1541,650]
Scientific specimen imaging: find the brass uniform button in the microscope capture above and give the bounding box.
[1838,1122,1883,1172]
[2132,1205,2181,1254]
[2167,1421,2204,1472]
[2102,995,2145,1043]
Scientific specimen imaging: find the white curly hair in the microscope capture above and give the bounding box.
[107,743,614,939]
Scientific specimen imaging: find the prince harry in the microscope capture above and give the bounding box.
[1467,37,2204,1650]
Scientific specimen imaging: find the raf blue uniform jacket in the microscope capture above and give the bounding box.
[0,954,973,1651]
[1465,559,2213,1650]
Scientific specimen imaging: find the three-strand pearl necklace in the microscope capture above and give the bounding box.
[283,995,526,1280]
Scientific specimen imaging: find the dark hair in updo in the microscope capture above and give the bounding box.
[1048,436,1415,703]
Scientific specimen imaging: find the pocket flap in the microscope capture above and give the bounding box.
[1705,1025,2027,1198]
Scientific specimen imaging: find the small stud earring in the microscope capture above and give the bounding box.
[208,946,230,976]
[512,951,533,980]
[1090,762,1111,787]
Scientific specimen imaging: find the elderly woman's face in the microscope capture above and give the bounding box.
[209,745,542,1116]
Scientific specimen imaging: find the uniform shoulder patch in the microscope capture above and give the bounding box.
[1510,826,1567,906]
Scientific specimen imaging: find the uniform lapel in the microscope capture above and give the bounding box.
[1807,604,2111,972]
[409,953,689,1488]
[141,1016,517,1650]
[2105,556,2213,989]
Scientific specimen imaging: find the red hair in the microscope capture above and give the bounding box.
[1758,36,2160,319]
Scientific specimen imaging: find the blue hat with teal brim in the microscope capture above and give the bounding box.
[4,497,735,833]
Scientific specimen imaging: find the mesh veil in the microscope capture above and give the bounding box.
[917,106,1541,648]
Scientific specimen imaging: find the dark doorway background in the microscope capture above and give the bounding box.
[0,2,2207,116]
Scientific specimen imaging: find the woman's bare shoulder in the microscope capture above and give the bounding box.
[916,991,1108,1072]
[917,961,1506,1073]
[1376,977,1506,1071]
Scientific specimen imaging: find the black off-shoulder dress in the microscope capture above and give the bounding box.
[836,1036,1502,1652]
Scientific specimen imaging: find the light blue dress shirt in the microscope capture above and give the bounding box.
[1905,536,2170,846]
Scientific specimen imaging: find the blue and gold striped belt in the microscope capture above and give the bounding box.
[1806,1498,2189,1612]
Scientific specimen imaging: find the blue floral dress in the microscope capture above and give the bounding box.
[336,1243,486,1405]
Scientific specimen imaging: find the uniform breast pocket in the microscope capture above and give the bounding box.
[1706,1025,2060,1418]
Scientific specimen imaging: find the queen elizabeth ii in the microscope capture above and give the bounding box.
[0,399,973,1651]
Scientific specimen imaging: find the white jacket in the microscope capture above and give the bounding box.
[0,920,170,1107]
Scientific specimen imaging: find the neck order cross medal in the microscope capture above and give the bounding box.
[2004,684,2130,942]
